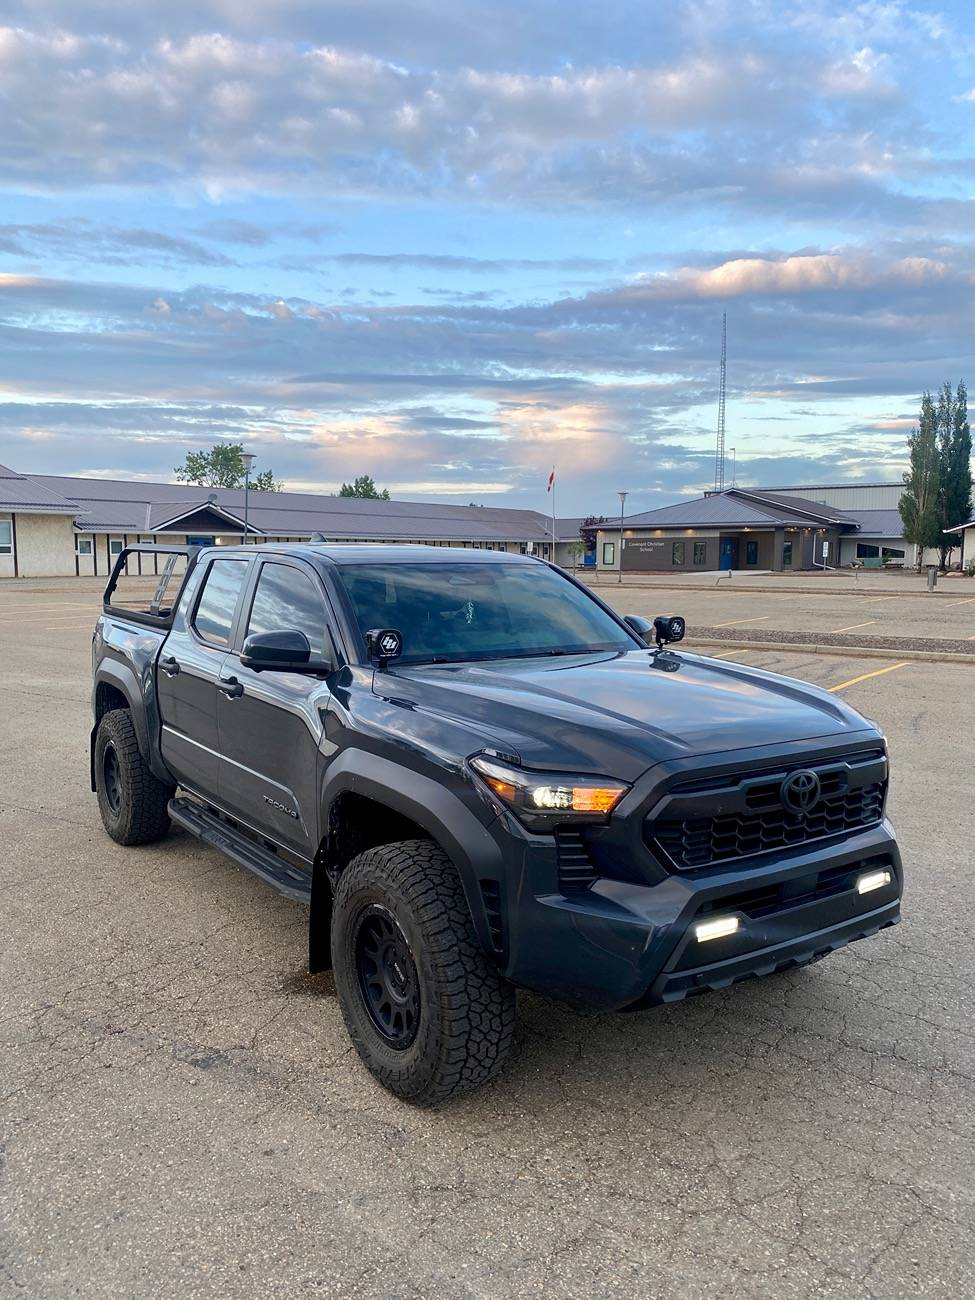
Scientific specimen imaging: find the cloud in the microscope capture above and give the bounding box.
[0,220,233,268]
[606,252,948,303]
[0,19,938,222]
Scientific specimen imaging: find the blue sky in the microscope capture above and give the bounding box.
[1,0,974,514]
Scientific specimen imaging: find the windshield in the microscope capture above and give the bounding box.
[337,561,638,664]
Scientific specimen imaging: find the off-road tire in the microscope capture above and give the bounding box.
[94,708,173,845]
[332,839,516,1105]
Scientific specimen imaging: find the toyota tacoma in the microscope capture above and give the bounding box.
[90,544,903,1103]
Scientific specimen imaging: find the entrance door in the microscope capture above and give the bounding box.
[216,558,333,860]
[157,556,250,800]
[719,537,739,570]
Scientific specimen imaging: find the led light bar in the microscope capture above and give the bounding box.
[694,914,740,943]
[856,868,892,895]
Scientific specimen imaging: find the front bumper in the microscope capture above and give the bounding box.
[500,819,902,1011]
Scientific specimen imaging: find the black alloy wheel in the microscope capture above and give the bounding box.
[102,741,123,815]
[354,905,420,1049]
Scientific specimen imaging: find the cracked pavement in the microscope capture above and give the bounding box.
[0,586,973,1298]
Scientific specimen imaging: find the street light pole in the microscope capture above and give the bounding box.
[617,490,628,584]
[241,451,256,543]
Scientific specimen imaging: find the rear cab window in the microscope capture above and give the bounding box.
[192,559,249,647]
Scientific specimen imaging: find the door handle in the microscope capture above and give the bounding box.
[217,675,244,699]
[159,655,180,676]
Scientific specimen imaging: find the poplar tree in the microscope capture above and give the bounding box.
[936,380,973,569]
[899,392,941,569]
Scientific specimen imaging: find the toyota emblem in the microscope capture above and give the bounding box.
[780,769,821,814]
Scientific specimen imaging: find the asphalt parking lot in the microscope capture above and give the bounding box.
[590,579,975,645]
[2,580,973,1298]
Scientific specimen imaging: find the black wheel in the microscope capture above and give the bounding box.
[332,839,516,1105]
[94,708,173,845]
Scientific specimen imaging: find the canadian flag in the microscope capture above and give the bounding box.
[547,467,555,492]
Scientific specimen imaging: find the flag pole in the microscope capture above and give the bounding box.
[551,466,556,562]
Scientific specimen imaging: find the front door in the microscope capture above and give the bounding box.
[157,556,250,801]
[216,558,333,861]
[719,537,739,570]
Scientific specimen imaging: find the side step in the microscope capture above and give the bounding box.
[168,796,312,903]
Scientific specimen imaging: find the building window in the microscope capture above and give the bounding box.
[109,536,124,557]
[782,541,793,567]
[693,541,707,565]
[602,541,615,566]
[0,520,12,555]
[672,541,685,566]
[745,539,759,565]
[75,536,93,556]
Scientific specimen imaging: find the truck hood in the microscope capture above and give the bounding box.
[388,649,875,782]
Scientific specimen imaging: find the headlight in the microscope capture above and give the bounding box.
[469,754,629,826]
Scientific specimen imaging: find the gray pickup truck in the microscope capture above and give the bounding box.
[91,542,903,1103]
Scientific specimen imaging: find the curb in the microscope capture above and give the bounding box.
[581,580,972,600]
[685,638,975,665]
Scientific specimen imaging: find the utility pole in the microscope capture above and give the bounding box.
[713,312,727,492]
[241,451,255,541]
[617,490,628,584]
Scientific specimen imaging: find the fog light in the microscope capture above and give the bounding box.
[857,868,892,895]
[694,915,740,943]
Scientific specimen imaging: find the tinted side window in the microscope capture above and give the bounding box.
[246,563,328,655]
[192,560,248,646]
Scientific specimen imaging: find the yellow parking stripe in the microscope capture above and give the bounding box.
[709,649,749,659]
[827,662,909,692]
[829,621,877,633]
[712,616,770,628]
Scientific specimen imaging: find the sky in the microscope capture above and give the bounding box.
[1,1,974,516]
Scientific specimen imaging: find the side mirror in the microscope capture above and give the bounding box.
[624,614,655,644]
[240,629,331,674]
[366,627,403,666]
[653,614,686,649]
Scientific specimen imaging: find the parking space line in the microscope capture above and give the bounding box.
[712,616,771,628]
[945,596,975,607]
[709,649,750,658]
[829,621,877,633]
[827,662,910,692]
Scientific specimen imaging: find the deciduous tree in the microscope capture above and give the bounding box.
[339,474,390,500]
[174,443,282,492]
[936,380,973,569]
[899,393,941,570]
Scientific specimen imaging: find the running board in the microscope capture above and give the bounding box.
[168,796,312,903]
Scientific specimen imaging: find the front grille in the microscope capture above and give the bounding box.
[646,749,887,871]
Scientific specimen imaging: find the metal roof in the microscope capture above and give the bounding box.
[842,509,905,538]
[28,470,579,542]
[621,494,792,529]
[738,489,858,525]
[615,489,864,532]
[0,463,82,515]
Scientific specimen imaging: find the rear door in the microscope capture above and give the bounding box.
[215,558,336,860]
[157,555,250,801]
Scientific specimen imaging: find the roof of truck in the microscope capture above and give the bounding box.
[215,542,538,565]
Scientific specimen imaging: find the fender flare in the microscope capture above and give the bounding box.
[317,748,507,959]
[90,660,173,790]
